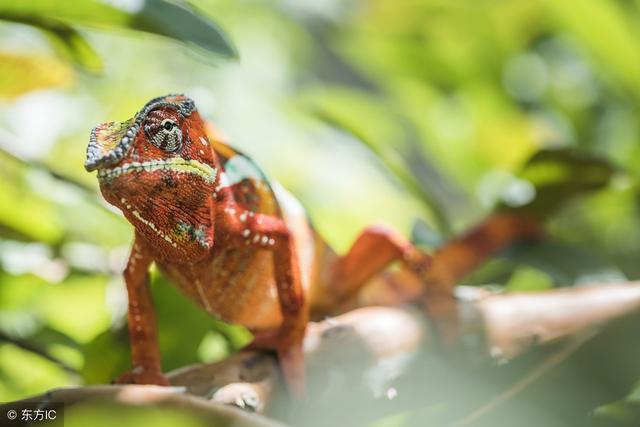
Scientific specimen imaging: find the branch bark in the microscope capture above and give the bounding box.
[9,283,640,423]
[181,282,640,414]
[1,384,284,427]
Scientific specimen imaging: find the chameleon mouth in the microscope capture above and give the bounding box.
[97,157,217,183]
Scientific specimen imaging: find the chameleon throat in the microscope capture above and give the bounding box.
[119,196,178,248]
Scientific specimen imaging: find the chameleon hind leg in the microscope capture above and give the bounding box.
[316,214,542,340]
[315,224,433,315]
[311,224,466,341]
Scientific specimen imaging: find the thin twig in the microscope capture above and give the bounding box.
[0,330,80,374]
[0,145,95,194]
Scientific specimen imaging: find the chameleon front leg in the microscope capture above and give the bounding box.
[219,205,307,396]
[114,235,169,386]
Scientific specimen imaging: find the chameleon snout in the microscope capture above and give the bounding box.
[85,118,138,172]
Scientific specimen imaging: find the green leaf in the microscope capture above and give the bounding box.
[0,0,129,26]
[82,329,130,385]
[0,8,102,71]
[41,22,103,72]
[301,86,457,232]
[0,344,72,401]
[0,154,64,243]
[542,0,640,100]
[132,0,238,59]
[0,52,73,98]
[625,381,640,402]
[463,240,623,287]
[36,275,112,343]
[0,151,130,246]
[509,148,616,219]
[505,266,554,292]
[594,401,640,425]
[0,0,237,63]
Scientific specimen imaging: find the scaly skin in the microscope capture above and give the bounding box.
[85,94,433,395]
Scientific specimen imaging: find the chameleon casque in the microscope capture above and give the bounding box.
[85,94,434,395]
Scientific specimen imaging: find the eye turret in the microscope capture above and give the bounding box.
[144,115,183,152]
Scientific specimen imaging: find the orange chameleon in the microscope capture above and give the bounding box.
[84,94,534,395]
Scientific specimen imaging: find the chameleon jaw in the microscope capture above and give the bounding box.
[97,157,218,184]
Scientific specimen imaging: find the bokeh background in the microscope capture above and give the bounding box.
[2,1,640,426]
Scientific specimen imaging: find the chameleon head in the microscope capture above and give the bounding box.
[85,94,218,262]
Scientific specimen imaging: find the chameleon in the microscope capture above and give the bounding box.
[84,94,435,395]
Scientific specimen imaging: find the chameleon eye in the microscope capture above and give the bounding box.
[144,118,182,152]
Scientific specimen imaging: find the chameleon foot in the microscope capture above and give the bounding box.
[247,329,306,397]
[113,367,171,386]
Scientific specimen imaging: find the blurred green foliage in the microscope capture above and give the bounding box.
[2,0,640,426]
[0,0,236,73]
[49,401,270,427]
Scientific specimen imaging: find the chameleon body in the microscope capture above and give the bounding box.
[85,94,433,394]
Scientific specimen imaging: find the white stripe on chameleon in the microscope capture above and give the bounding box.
[99,157,217,183]
[120,197,178,248]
